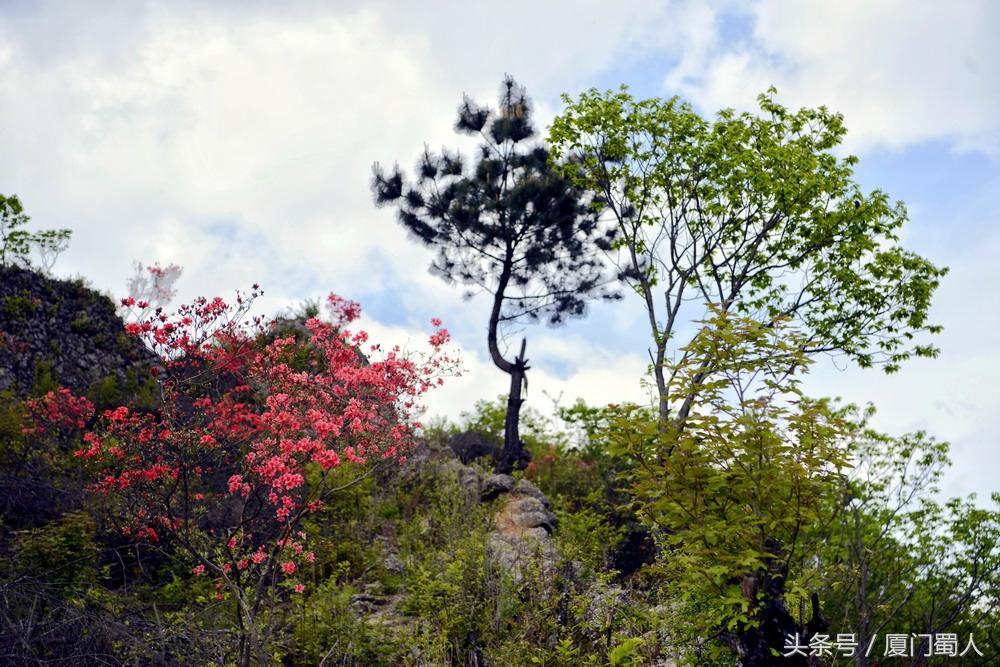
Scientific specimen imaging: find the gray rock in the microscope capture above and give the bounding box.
[513,478,551,508]
[487,531,556,580]
[582,583,630,629]
[486,493,560,583]
[480,473,516,500]
[503,496,557,533]
[349,592,388,615]
[383,554,405,574]
[0,265,157,398]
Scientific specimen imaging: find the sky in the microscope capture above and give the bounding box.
[1,1,998,503]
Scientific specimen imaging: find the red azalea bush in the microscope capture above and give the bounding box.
[23,387,95,437]
[5,387,96,528]
[76,287,457,664]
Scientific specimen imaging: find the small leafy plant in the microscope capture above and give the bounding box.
[0,194,72,273]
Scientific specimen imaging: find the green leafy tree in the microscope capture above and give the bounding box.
[610,309,998,665]
[373,77,619,473]
[613,310,851,664]
[549,88,946,426]
[812,427,1000,666]
[0,194,72,273]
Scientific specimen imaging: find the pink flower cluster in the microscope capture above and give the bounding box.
[23,387,95,436]
[79,288,458,597]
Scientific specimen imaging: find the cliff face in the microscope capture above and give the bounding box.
[0,265,155,401]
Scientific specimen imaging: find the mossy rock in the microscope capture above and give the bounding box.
[0,265,157,398]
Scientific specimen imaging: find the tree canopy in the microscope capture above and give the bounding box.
[549,88,947,424]
[0,193,72,273]
[373,76,619,471]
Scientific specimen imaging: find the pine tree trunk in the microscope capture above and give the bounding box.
[495,339,530,474]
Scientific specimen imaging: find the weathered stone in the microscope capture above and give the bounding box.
[383,554,405,574]
[363,592,411,630]
[441,458,481,502]
[582,583,630,628]
[0,265,156,398]
[349,592,388,615]
[513,478,550,508]
[480,473,516,500]
[500,496,556,533]
[486,493,559,583]
[487,531,556,580]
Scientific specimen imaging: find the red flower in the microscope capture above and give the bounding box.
[77,287,459,614]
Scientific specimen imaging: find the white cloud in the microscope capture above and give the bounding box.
[345,312,651,425]
[0,0,675,427]
[1,8,450,296]
[0,1,708,301]
[667,0,1000,157]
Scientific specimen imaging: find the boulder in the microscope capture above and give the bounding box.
[513,478,550,508]
[497,496,556,534]
[480,473,516,500]
[383,554,405,574]
[486,491,559,582]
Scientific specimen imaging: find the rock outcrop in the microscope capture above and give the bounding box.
[398,446,562,584]
[487,493,559,582]
[480,473,515,500]
[0,265,155,399]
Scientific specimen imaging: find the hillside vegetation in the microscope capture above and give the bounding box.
[0,82,997,666]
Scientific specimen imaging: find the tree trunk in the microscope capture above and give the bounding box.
[486,258,531,475]
[495,338,530,474]
[653,340,669,426]
[722,539,829,666]
[854,508,871,667]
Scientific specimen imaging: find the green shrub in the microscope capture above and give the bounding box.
[14,511,97,593]
[70,312,92,333]
[290,576,398,666]
[87,375,122,410]
[32,359,59,395]
[0,390,27,461]
[400,530,497,660]
[1,294,40,320]
[555,506,624,575]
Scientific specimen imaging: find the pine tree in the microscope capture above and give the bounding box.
[373,76,618,472]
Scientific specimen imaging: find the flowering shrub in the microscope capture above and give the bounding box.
[3,387,94,528]
[23,387,95,437]
[82,288,457,665]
